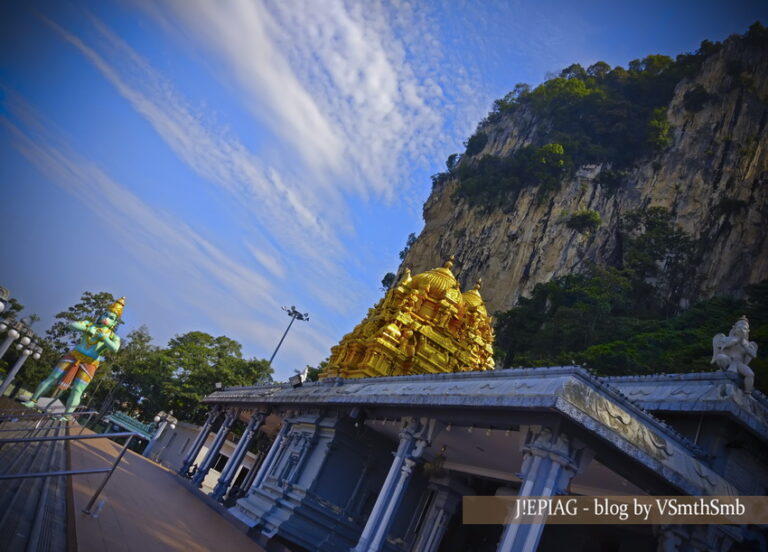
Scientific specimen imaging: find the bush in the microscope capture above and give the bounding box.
[464,132,488,157]
[454,143,573,206]
[567,210,602,233]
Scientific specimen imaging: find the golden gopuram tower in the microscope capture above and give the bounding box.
[320,256,495,379]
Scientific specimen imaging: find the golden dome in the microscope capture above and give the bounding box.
[320,252,495,380]
[411,256,461,301]
[462,280,487,315]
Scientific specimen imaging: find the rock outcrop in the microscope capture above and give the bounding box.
[401,36,768,315]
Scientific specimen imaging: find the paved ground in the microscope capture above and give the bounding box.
[69,425,264,552]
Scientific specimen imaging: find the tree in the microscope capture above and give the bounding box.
[567,210,602,234]
[587,62,611,79]
[159,331,272,423]
[398,233,418,260]
[381,272,396,291]
[463,132,488,157]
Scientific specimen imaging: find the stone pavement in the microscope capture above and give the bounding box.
[69,425,264,552]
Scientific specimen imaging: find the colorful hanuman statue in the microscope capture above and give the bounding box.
[23,297,125,416]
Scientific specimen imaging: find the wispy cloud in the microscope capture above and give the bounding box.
[43,14,343,259]
[144,0,487,201]
[0,89,339,374]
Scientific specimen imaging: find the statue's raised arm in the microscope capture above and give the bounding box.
[711,316,757,394]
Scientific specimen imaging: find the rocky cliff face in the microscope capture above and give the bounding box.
[402,37,768,315]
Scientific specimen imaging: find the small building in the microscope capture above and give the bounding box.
[152,418,277,497]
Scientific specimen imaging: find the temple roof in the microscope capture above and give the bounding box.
[320,257,494,379]
[202,367,759,496]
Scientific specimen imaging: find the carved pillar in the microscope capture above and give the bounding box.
[353,418,434,552]
[496,425,592,552]
[192,408,238,487]
[179,407,220,477]
[211,411,266,501]
[411,483,461,552]
[248,419,290,492]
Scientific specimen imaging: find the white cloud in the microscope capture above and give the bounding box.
[1,91,340,378]
[144,0,487,201]
[43,14,344,258]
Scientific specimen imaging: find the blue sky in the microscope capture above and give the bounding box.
[2,1,766,381]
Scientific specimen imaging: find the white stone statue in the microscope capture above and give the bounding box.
[712,316,757,393]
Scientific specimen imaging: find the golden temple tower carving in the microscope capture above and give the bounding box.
[320,257,495,379]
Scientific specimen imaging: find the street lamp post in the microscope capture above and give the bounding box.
[0,314,40,396]
[144,410,178,459]
[0,316,35,360]
[268,306,309,366]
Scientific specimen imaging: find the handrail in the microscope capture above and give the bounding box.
[0,431,136,444]
[0,410,98,421]
[0,429,138,516]
[0,424,70,433]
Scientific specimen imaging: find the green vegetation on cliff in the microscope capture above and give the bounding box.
[441,22,767,208]
[494,207,768,392]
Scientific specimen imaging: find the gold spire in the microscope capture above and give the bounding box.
[320,257,494,379]
[107,297,126,318]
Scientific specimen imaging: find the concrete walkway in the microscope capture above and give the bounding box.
[69,425,263,552]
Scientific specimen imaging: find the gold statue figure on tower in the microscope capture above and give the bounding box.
[321,257,495,379]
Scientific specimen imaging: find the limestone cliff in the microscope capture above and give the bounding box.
[401,34,768,315]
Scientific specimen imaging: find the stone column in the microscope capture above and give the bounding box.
[235,451,263,498]
[411,484,461,552]
[211,411,266,501]
[0,332,19,360]
[248,420,290,492]
[353,418,434,552]
[496,425,592,552]
[179,407,221,477]
[192,408,238,487]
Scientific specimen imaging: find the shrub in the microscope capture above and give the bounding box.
[464,132,488,157]
[567,210,602,233]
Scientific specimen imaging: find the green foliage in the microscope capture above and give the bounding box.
[647,107,673,150]
[381,272,396,291]
[463,132,488,157]
[494,206,768,391]
[156,331,272,423]
[454,33,737,208]
[567,210,602,233]
[620,207,694,316]
[454,143,572,205]
[495,267,768,391]
[398,232,417,260]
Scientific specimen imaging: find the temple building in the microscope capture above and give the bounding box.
[176,260,768,552]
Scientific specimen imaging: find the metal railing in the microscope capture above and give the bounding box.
[0,428,137,515]
[0,410,98,422]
